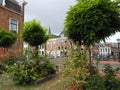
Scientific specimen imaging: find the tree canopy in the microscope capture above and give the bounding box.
[21,19,49,48]
[65,0,120,46]
[0,29,17,48]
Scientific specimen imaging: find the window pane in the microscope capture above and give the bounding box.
[0,0,3,5]
[10,18,18,32]
[11,24,17,31]
[11,19,17,24]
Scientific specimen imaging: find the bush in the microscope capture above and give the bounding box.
[63,45,89,90]
[85,75,105,90]
[103,64,120,90]
[3,57,16,66]
[0,62,7,74]
[105,77,120,90]
[103,64,116,78]
[12,59,56,85]
[90,65,98,76]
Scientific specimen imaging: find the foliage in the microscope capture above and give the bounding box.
[103,64,120,90]
[65,0,120,46]
[23,48,36,60]
[85,75,105,90]
[0,29,17,48]
[21,19,49,54]
[84,64,120,90]
[3,57,16,66]
[90,65,98,75]
[12,59,56,85]
[63,45,89,89]
[0,62,7,74]
[104,77,120,90]
[104,64,119,78]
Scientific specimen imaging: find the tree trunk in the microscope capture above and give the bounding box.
[44,43,46,56]
[89,46,92,76]
[35,45,39,57]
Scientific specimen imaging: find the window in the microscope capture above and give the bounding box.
[58,47,60,50]
[9,18,18,33]
[0,0,3,5]
[65,47,67,50]
[0,0,5,6]
[105,48,107,52]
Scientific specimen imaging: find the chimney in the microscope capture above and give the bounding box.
[19,0,27,22]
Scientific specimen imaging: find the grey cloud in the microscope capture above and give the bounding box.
[19,0,76,35]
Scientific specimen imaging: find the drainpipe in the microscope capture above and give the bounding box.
[19,0,27,56]
[19,0,27,22]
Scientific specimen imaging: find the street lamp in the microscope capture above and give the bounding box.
[116,38,120,62]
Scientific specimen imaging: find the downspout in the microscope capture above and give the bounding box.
[19,0,27,56]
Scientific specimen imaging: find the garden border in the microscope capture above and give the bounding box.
[33,73,58,85]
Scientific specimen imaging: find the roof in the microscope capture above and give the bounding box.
[50,34,59,39]
[8,0,18,4]
[5,0,21,13]
[59,29,67,37]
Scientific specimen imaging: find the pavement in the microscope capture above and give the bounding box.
[92,60,120,69]
[99,60,120,64]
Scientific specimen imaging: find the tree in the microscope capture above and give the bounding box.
[0,29,17,59]
[21,19,49,56]
[65,0,120,75]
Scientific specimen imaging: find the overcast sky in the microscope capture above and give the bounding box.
[18,0,120,42]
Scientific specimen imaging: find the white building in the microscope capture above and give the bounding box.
[98,43,111,57]
[47,28,70,57]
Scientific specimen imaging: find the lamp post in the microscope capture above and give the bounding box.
[117,38,120,62]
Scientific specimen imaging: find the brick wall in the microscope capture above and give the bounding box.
[0,6,23,61]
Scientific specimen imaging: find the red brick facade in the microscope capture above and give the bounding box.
[0,2,25,60]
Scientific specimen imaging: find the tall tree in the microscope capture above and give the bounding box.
[21,19,49,56]
[0,29,17,59]
[65,0,120,75]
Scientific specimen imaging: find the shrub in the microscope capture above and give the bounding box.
[0,62,7,74]
[85,75,105,90]
[90,65,98,76]
[12,59,56,85]
[105,77,120,90]
[104,77,120,90]
[103,64,120,90]
[3,57,16,66]
[103,64,116,78]
[63,45,89,90]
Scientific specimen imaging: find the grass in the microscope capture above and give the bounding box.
[0,73,37,90]
[0,57,69,90]
[0,72,69,90]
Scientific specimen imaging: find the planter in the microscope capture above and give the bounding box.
[33,73,58,85]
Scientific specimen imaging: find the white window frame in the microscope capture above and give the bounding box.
[9,18,18,33]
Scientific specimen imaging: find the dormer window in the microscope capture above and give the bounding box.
[9,18,18,33]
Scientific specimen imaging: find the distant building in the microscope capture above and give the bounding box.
[91,42,120,61]
[92,43,111,59]
[106,43,118,60]
[41,27,73,58]
[0,0,27,60]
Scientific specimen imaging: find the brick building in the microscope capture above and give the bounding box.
[0,0,27,60]
[45,29,71,58]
